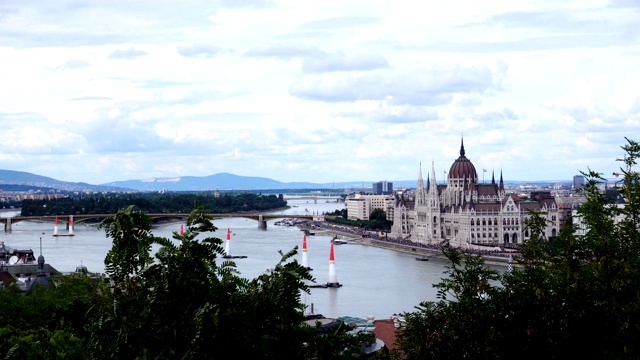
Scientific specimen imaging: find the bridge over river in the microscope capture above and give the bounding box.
[282,195,343,204]
[0,213,327,232]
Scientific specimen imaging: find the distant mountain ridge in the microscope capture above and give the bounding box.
[0,169,374,192]
[0,169,571,193]
[0,170,126,192]
[101,172,368,191]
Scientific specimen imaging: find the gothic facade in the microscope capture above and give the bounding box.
[390,139,559,247]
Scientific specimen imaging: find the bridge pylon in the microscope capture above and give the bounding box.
[258,214,267,230]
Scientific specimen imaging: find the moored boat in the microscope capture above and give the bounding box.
[332,236,348,245]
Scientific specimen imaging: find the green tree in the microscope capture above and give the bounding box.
[1,206,371,359]
[396,138,640,359]
[87,205,369,359]
[368,208,392,230]
[99,205,156,293]
[0,276,111,359]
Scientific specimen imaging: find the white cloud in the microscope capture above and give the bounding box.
[0,0,637,184]
[176,43,220,58]
[109,47,147,59]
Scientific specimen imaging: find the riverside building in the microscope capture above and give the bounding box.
[390,139,560,247]
[345,194,395,221]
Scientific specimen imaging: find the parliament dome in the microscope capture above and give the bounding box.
[448,139,478,181]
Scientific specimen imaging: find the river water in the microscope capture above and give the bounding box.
[1,197,456,321]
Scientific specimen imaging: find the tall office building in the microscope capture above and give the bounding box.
[573,175,585,191]
[373,181,393,195]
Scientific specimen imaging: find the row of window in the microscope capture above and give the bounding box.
[470,218,520,226]
[471,230,530,239]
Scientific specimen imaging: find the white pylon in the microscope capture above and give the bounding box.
[225,228,231,256]
[302,234,309,268]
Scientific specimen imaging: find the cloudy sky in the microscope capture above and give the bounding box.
[1,0,638,185]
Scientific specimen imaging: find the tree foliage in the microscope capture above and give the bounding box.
[2,204,375,359]
[20,192,287,216]
[326,208,392,230]
[0,276,111,359]
[396,138,640,359]
[369,208,393,230]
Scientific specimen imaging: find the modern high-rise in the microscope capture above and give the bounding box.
[373,181,393,195]
[573,175,585,191]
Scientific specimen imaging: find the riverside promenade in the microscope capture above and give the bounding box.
[303,222,516,267]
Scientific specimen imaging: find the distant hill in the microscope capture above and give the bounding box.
[101,172,371,192]
[0,169,384,193]
[0,170,128,193]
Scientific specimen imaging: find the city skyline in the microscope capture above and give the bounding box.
[1,1,638,185]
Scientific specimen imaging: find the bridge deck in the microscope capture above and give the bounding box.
[0,213,320,225]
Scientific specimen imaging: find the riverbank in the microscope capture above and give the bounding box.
[302,223,514,267]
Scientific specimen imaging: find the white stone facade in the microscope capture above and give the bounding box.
[390,139,559,247]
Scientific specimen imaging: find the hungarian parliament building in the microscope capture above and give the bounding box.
[389,139,560,247]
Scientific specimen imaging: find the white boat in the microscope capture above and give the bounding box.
[332,236,348,245]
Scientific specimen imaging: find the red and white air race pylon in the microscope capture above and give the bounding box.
[302,234,309,269]
[225,228,231,256]
[180,224,185,235]
[53,216,59,236]
[68,215,74,236]
[327,242,342,287]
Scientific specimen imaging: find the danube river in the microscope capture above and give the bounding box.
[2,197,467,320]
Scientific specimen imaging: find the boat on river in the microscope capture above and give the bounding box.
[332,236,348,245]
[415,256,429,261]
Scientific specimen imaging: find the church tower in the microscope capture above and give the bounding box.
[416,162,425,206]
[412,162,429,241]
[443,137,478,207]
[426,161,441,243]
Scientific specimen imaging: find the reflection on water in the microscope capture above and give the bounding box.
[2,198,453,320]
